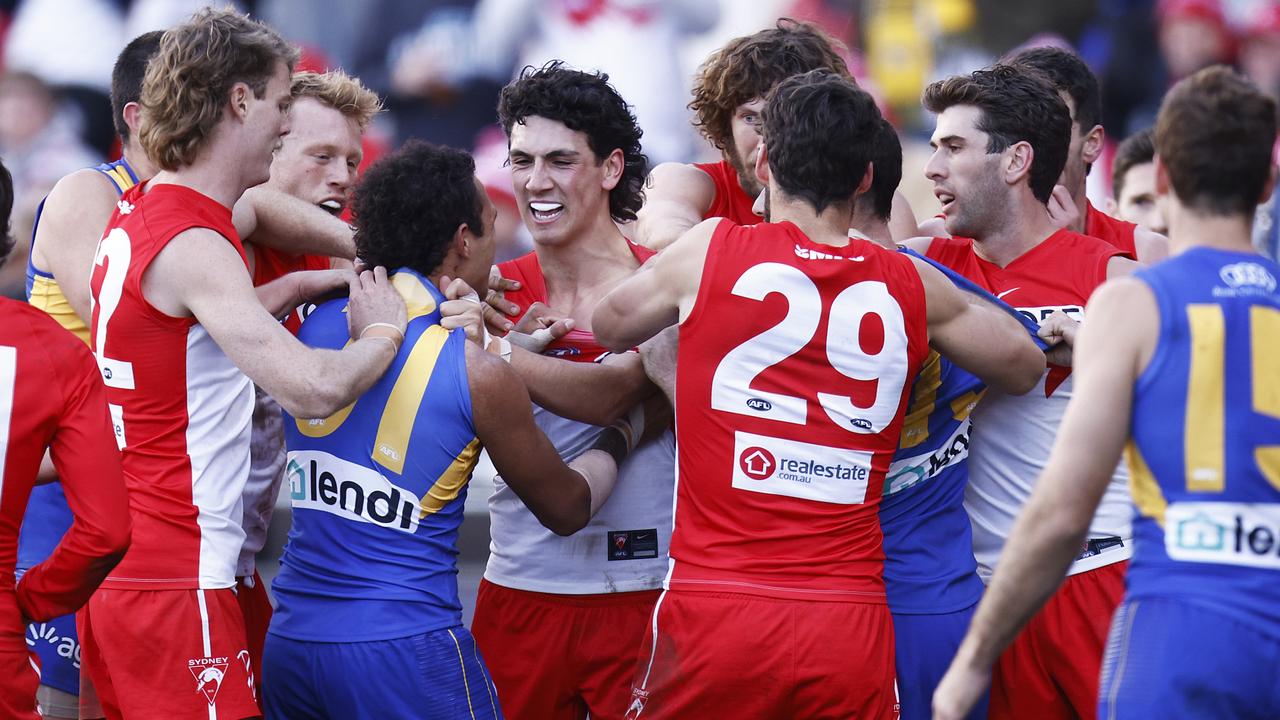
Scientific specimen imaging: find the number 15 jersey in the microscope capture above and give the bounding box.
[671,220,929,601]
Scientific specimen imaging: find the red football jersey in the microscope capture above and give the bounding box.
[0,299,130,623]
[693,160,760,226]
[670,220,929,601]
[89,183,255,590]
[1085,201,1138,260]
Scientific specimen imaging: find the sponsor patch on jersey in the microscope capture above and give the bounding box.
[1214,262,1277,297]
[731,431,873,504]
[1165,502,1280,570]
[287,450,422,533]
[883,419,970,496]
[26,621,80,669]
[607,528,659,561]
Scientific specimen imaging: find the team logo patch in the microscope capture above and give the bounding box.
[731,432,873,504]
[189,656,230,706]
[625,688,649,719]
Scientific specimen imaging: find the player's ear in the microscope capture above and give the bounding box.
[1153,155,1170,197]
[453,222,472,259]
[229,82,251,120]
[754,143,770,187]
[855,161,874,197]
[122,101,143,137]
[1005,141,1033,187]
[601,148,624,192]
[1082,124,1105,165]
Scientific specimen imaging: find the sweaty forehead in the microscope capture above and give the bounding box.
[508,115,590,155]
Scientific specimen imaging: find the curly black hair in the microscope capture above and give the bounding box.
[351,140,483,276]
[762,70,882,214]
[869,118,902,222]
[498,60,647,223]
[0,159,13,268]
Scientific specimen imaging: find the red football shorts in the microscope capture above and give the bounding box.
[235,571,272,708]
[79,587,260,720]
[0,640,41,720]
[989,560,1128,720]
[471,579,660,720]
[626,590,898,719]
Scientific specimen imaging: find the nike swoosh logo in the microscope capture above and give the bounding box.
[996,287,1019,299]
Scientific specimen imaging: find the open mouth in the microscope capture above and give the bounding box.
[319,199,343,216]
[934,191,955,216]
[529,201,564,223]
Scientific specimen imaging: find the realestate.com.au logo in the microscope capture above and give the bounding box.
[731,432,873,505]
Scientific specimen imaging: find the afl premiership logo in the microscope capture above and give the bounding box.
[738,446,776,480]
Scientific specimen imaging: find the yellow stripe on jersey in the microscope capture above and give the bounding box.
[1184,305,1225,492]
[950,388,983,421]
[106,165,135,193]
[1253,306,1280,491]
[899,351,941,449]
[420,437,481,518]
[28,275,90,346]
[373,325,449,474]
[392,272,438,321]
[447,628,479,720]
[295,339,357,437]
[1127,441,1167,527]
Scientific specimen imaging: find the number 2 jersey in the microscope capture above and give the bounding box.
[671,220,929,601]
[88,182,254,589]
[1126,248,1280,636]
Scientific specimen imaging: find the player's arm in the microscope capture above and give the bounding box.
[231,185,357,260]
[506,347,657,427]
[933,277,1156,720]
[31,169,122,322]
[468,342,624,535]
[144,228,405,419]
[15,336,131,622]
[887,190,920,243]
[254,268,354,320]
[1133,226,1170,265]
[1107,254,1139,279]
[594,218,716,351]
[910,255,1045,395]
[634,163,716,251]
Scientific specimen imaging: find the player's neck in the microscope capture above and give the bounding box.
[849,207,894,250]
[121,142,158,183]
[772,195,853,248]
[1066,181,1090,234]
[536,217,637,299]
[1165,204,1258,256]
[973,194,1059,267]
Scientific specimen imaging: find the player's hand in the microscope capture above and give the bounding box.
[295,269,356,305]
[1046,184,1080,230]
[507,301,575,353]
[347,265,407,340]
[639,325,678,405]
[437,275,487,345]
[483,265,519,334]
[932,660,991,720]
[1038,310,1079,366]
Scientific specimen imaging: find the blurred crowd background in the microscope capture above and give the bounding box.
[3,0,1280,300]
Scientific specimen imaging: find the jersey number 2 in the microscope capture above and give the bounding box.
[710,263,909,433]
[92,228,135,449]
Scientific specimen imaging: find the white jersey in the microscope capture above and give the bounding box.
[238,386,286,578]
[484,404,675,594]
[966,372,1132,580]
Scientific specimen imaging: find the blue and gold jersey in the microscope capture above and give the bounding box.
[270,269,481,642]
[1127,248,1280,637]
[879,249,1044,613]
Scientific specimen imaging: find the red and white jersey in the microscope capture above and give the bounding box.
[0,299,131,624]
[484,244,676,594]
[1085,201,1138,260]
[671,220,929,601]
[927,229,1133,578]
[693,160,760,226]
[89,183,254,590]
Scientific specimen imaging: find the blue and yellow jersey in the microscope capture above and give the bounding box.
[270,268,481,642]
[25,157,138,346]
[879,249,1044,613]
[1127,248,1280,637]
[19,158,137,575]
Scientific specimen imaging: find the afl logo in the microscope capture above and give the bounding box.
[850,418,873,430]
[746,397,772,412]
[1220,262,1277,291]
[739,446,776,480]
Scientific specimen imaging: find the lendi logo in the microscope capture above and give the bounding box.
[288,450,422,533]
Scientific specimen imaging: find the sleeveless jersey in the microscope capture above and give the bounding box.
[485,244,676,594]
[19,158,136,578]
[671,220,929,601]
[880,248,1046,614]
[693,160,760,226]
[88,182,254,590]
[1126,248,1280,638]
[927,230,1132,579]
[270,270,481,641]
[1085,201,1138,260]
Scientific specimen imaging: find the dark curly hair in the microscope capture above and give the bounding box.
[0,159,12,268]
[690,18,852,153]
[762,70,881,214]
[352,140,484,276]
[923,65,1071,204]
[1111,127,1155,200]
[869,118,902,222]
[498,61,646,223]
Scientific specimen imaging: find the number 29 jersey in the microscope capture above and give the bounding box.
[671,220,929,601]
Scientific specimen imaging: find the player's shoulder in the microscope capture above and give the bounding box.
[42,168,121,215]
[1053,228,1123,257]
[0,299,97,372]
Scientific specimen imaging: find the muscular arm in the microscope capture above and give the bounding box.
[594,218,716,351]
[508,347,656,426]
[1134,226,1170,265]
[468,342,613,535]
[16,339,130,622]
[912,255,1045,395]
[634,163,716,251]
[143,229,403,419]
[232,185,357,260]
[934,279,1156,719]
[30,169,121,322]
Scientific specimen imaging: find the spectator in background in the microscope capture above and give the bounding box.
[1157,0,1233,82]
[1106,128,1167,235]
[1240,2,1280,99]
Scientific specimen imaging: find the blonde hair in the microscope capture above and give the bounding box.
[139,7,299,171]
[290,70,383,131]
